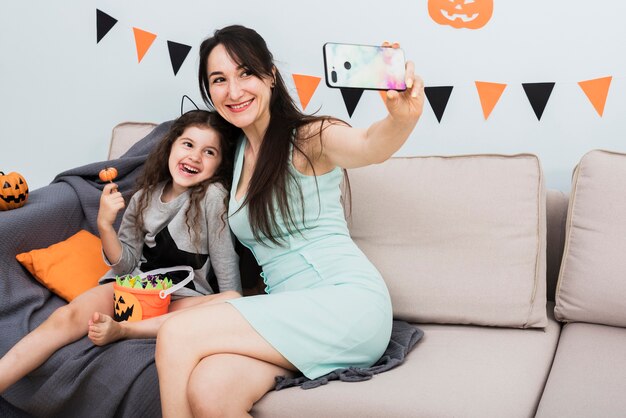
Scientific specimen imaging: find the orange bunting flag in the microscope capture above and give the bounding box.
[133,27,157,63]
[578,76,612,117]
[292,74,321,110]
[475,81,507,120]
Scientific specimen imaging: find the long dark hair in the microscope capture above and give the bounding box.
[134,110,239,248]
[199,25,348,245]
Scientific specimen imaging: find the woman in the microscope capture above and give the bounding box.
[155,25,424,417]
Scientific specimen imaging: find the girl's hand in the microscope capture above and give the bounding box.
[97,183,125,230]
[383,42,425,124]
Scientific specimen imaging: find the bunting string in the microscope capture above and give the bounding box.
[96,9,616,122]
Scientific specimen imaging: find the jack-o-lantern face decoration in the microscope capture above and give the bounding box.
[114,289,143,322]
[0,171,29,211]
[428,0,493,29]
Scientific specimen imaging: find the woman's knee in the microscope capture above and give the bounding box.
[187,357,253,417]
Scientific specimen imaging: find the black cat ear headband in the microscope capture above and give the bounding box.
[180,94,200,116]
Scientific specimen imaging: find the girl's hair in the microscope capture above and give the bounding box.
[134,110,239,248]
[198,24,349,246]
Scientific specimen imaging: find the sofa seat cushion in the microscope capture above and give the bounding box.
[252,305,560,418]
[555,150,626,327]
[346,154,547,328]
[536,322,626,418]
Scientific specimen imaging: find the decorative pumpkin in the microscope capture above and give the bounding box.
[0,171,29,211]
[99,167,118,183]
[428,0,493,29]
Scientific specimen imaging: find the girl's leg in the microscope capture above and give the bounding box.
[0,283,114,393]
[187,353,295,417]
[155,302,297,418]
[87,290,241,346]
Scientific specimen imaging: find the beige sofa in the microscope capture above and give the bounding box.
[4,122,624,417]
[107,122,626,418]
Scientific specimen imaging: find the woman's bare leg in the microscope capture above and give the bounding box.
[0,283,114,393]
[188,353,295,417]
[155,302,296,418]
[87,290,241,346]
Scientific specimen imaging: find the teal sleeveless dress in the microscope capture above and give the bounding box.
[226,136,392,379]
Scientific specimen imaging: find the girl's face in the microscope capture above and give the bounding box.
[167,125,222,197]
[206,44,274,135]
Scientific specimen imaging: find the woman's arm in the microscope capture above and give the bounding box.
[306,61,424,172]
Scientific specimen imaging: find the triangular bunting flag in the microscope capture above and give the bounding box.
[133,27,157,63]
[96,9,117,43]
[578,76,612,117]
[424,86,453,123]
[475,81,507,120]
[340,89,364,118]
[167,41,192,76]
[292,74,321,110]
[522,82,555,121]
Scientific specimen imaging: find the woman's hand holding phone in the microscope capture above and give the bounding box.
[381,41,425,125]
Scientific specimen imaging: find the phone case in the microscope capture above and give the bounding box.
[323,42,406,91]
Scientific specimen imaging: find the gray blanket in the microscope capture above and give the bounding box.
[0,122,172,418]
[275,320,423,390]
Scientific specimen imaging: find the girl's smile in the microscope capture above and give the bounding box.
[166,126,222,199]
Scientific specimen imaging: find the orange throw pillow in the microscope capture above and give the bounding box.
[16,230,110,302]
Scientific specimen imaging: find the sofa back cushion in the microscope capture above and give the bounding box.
[555,150,626,327]
[347,154,547,328]
[108,122,157,159]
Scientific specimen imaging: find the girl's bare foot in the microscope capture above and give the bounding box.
[88,312,126,346]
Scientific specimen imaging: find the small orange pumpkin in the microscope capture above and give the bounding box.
[99,167,118,183]
[428,0,493,30]
[0,171,29,211]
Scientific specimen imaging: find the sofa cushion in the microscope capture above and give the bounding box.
[346,154,547,328]
[253,305,560,418]
[15,229,109,302]
[107,122,157,160]
[555,150,626,327]
[535,322,626,418]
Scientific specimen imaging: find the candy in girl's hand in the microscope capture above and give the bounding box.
[99,167,118,182]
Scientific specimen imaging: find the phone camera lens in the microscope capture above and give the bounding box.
[344,61,351,70]
[331,70,337,83]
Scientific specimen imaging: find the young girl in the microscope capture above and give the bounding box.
[0,110,242,394]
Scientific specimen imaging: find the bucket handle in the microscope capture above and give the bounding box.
[134,266,194,299]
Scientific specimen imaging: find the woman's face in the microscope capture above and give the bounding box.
[206,44,273,134]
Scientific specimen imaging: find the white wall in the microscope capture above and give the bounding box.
[2,0,625,191]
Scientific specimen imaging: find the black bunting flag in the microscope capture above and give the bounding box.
[96,9,118,43]
[424,86,454,123]
[522,82,555,121]
[340,88,364,118]
[167,41,192,76]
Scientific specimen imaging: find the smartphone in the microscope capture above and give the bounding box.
[323,42,407,91]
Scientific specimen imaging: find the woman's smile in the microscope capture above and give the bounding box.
[227,99,254,113]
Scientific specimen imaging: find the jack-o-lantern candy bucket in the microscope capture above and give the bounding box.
[113,266,194,322]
